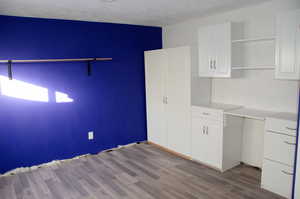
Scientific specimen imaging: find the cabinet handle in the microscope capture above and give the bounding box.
[202,126,205,134]
[284,141,296,146]
[206,126,208,135]
[286,127,297,131]
[165,97,168,104]
[281,170,293,176]
[209,60,212,69]
[163,97,167,104]
[213,60,216,69]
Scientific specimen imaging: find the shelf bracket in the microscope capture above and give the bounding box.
[8,60,12,80]
[87,58,96,76]
[87,61,91,76]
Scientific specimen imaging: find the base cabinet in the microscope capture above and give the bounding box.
[191,106,243,172]
[191,118,222,168]
[261,115,297,198]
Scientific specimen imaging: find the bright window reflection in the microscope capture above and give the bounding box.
[0,75,74,103]
[0,75,49,102]
[55,91,73,103]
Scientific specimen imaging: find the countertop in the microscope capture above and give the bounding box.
[192,102,242,111]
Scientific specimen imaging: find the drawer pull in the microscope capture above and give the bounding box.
[281,170,294,176]
[202,112,210,116]
[284,141,296,146]
[286,127,297,131]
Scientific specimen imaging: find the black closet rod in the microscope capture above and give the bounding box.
[0,57,112,63]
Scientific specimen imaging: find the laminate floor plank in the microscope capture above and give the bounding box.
[0,143,285,199]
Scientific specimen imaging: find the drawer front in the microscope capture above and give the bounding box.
[191,106,223,121]
[265,118,297,136]
[264,131,296,166]
[261,159,293,198]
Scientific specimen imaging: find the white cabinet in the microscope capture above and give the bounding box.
[198,25,214,77]
[192,118,222,168]
[275,9,300,80]
[145,46,191,156]
[264,131,296,166]
[165,47,192,156]
[265,117,297,137]
[198,22,231,78]
[144,49,168,148]
[191,106,243,172]
[261,159,294,198]
[261,115,297,198]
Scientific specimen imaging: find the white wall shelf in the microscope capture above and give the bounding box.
[232,66,275,70]
[232,36,276,43]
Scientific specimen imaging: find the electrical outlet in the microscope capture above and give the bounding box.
[88,131,94,140]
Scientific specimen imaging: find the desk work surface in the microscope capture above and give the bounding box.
[225,108,281,121]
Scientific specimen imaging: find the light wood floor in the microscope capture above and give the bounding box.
[0,143,284,199]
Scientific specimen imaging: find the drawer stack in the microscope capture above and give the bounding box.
[261,114,297,198]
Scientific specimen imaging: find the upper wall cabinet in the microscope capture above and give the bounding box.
[198,22,231,78]
[275,9,300,80]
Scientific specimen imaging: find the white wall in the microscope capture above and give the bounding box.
[163,0,300,113]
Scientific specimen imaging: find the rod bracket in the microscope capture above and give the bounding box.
[87,61,92,76]
[87,58,97,76]
[8,60,12,80]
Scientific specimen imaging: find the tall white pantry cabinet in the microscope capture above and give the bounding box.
[144,46,191,157]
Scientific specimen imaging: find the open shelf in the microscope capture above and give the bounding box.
[232,36,276,43]
[232,66,275,70]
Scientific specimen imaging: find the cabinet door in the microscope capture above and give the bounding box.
[144,50,168,148]
[204,119,223,168]
[191,117,223,169]
[166,47,191,156]
[275,10,300,80]
[198,25,214,77]
[213,23,231,78]
[191,118,208,164]
[198,23,231,78]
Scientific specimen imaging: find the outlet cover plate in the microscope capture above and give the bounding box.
[88,131,94,140]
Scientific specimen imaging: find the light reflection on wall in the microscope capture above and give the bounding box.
[0,75,49,102]
[55,91,74,103]
[0,75,73,103]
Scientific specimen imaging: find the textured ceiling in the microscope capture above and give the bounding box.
[0,0,270,26]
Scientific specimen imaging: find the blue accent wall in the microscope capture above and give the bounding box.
[0,15,162,174]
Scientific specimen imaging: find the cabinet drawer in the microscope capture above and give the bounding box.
[261,159,293,198]
[264,131,296,166]
[265,118,297,137]
[192,106,223,121]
